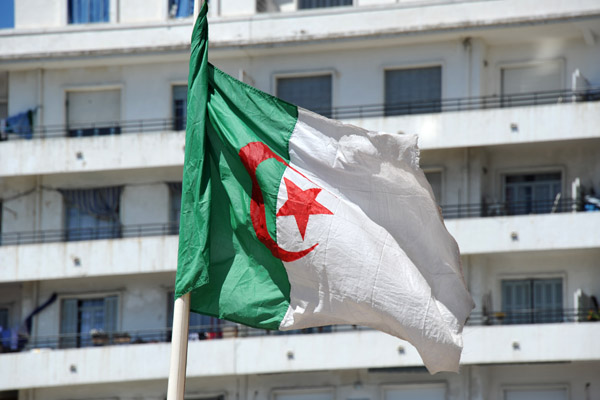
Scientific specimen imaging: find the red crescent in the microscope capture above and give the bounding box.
[239,142,318,262]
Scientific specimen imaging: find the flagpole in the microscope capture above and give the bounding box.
[166,292,191,400]
[167,2,204,399]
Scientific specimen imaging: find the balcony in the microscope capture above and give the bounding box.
[1,321,599,390]
[0,225,179,283]
[0,129,185,177]
[445,206,600,255]
[2,196,599,282]
[1,88,599,177]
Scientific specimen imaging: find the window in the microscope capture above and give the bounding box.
[61,187,122,241]
[66,89,121,137]
[384,384,445,400]
[0,72,7,122]
[168,182,182,234]
[0,308,8,330]
[274,389,333,400]
[277,75,332,118]
[385,66,441,116]
[0,0,14,29]
[168,0,195,18]
[172,85,187,131]
[59,296,118,348]
[298,0,352,9]
[424,170,442,205]
[504,172,561,215]
[68,0,109,24]
[504,388,567,400]
[502,278,563,324]
[166,292,223,339]
[501,62,562,106]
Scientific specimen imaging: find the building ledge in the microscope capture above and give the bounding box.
[447,211,600,255]
[1,323,599,390]
[0,235,178,283]
[1,0,599,65]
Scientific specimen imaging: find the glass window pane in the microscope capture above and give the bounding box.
[275,391,333,400]
[504,172,561,215]
[424,171,442,204]
[173,85,188,130]
[385,386,445,400]
[505,389,566,400]
[277,75,332,118]
[385,66,441,116]
[67,89,121,136]
[298,0,352,9]
[502,280,532,324]
[169,0,195,18]
[0,0,14,29]
[68,0,109,24]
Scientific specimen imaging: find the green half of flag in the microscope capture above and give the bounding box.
[175,3,298,329]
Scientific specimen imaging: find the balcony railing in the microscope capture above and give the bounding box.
[1,87,599,141]
[440,197,583,219]
[1,308,596,355]
[0,222,180,246]
[2,197,598,246]
[466,308,598,325]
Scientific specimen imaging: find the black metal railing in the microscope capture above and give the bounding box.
[1,308,597,354]
[0,222,180,246]
[466,308,596,326]
[440,197,580,219]
[2,197,597,246]
[0,324,367,353]
[1,87,599,142]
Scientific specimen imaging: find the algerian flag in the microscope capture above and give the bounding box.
[176,4,474,374]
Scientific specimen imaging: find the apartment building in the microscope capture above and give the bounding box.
[1,0,600,399]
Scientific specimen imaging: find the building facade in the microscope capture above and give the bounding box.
[1,0,600,399]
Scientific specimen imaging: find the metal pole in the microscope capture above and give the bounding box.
[166,292,191,400]
[167,2,202,395]
[193,0,203,20]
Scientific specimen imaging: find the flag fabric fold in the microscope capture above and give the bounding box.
[176,3,474,374]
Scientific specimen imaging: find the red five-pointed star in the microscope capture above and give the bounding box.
[276,177,333,240]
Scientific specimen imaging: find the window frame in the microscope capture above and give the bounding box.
[422,167,444,205]
[494,58,566,97]
[171,82,188,132]
[271,386,335,400]
[497,167,565,216]
[58,291,122,349]
[297,0,353,10]
[61,186,122,242]
[381,383,447,400]
[500,383,569,400]
[66,0,118,25]
[184,393,227,400]
[272,69,336,117]
[64,84,123,137]
[495,271,567,324]
[383,61,444,116]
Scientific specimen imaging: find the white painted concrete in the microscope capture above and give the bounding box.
[2,1,600,62]
[0,236,178,283]
[1,104,599,177]
[446,212,600,254]
[350,102,600,150]
[1,324,599,390]
[0,131,185,177]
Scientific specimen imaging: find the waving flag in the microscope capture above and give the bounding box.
[175,3,474,374]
